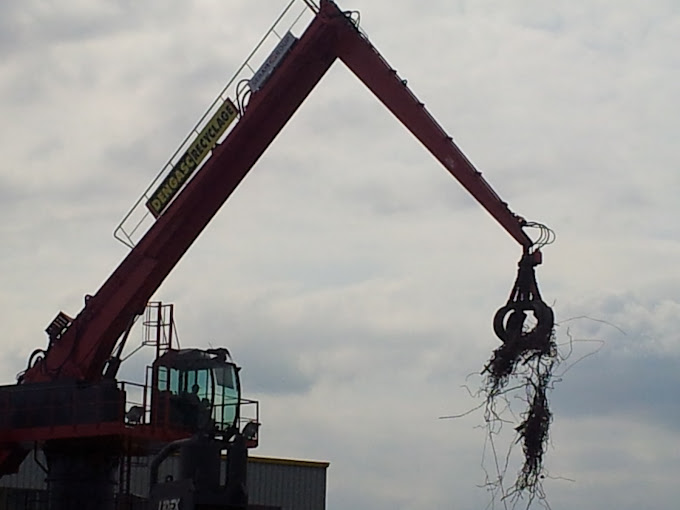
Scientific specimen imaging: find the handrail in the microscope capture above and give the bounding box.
[113,0,316,248]
[302,0,319,13]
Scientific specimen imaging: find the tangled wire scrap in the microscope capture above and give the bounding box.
[476,310,612,510]
[483,326,558,506]
[482,252,558,508]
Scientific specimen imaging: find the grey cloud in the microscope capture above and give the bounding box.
[2,2,680,509]
[546,294,680,431]
[235,356,310,400]
[0,177,26,211]
[552,350,680,431]
[0,1,183,52]
[560,292,680,354]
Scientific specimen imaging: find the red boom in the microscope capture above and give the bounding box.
[1,0,537,474]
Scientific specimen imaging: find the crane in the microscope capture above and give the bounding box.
[0,1,553,508]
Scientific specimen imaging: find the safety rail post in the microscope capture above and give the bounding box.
[142,377,149,426]
[118,382,126,428]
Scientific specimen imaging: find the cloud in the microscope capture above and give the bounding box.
[1,1,679,509]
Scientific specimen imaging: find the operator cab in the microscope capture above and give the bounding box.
[151,348,241,435]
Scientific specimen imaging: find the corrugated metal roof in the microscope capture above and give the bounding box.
[250,456,330,469]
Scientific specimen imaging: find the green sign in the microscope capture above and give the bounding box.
[146,98,238,217]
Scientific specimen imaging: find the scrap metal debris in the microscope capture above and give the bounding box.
[483,252,557,502]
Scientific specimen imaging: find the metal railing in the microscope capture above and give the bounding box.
[113,0,318,248]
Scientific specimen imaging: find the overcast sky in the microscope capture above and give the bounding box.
[1,0,679,509]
